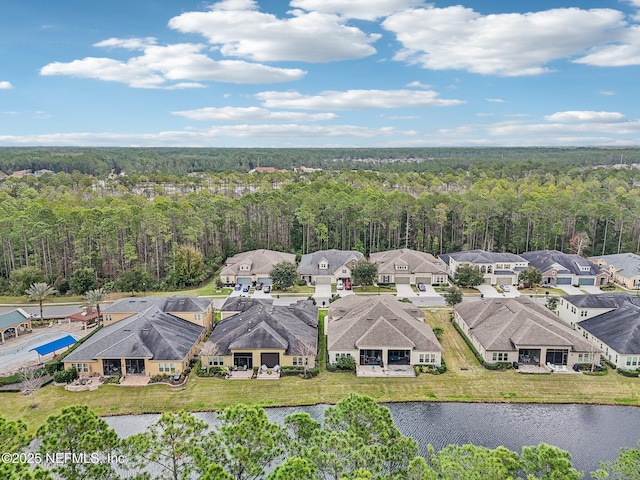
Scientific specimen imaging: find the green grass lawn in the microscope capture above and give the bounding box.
[3,310,639,434]
[352,285,396,293]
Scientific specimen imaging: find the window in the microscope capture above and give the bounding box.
[395,264,408,270]
[292,356,304,366]
[71,363,89,372]
[211,356,224,366]
[420,353,436,364]
[159,363,176,373]
[492,352,508,362]
[578,354,590,363]
[580,310,587,317]
[382,275,390,283]
[194,314,202,322]
[319,262,328,270]
[104,314,112,322]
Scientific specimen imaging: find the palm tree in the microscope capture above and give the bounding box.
[84,288,106,327]
[25,282,57,324]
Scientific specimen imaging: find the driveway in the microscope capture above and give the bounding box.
[417,284,438,296]
[395,284,416,298]
[555,285,583,295]
[313,284,332,299]
[251,289,272,299]
[337,289,354,297]
[476,284,502,298]
[581,286,602,294]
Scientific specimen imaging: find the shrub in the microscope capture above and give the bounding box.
[326,363,337,372]
[53,367,78,384]
[336,355,356,371]
[415,361,447,376]
[296,278,308,286]
[617,367,640,378]
[44,360,63,376]
[0,374,22,386]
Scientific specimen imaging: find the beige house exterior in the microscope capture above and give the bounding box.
[369,248,448,285]
[441,250,528,286]
[64,305,205,377]
[326,295,442,373]
[102,296,214,331]
[203,299,317,371]
[220,249,295,285]
[589,253,640,289]
[454,297,597,367]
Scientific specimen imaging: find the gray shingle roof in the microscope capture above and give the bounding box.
[579,301,640,354]
[444,249,527,264]
[65,305,204,362]
[455,297,593,352]
[589,253,640,277]
[327,295,442,352]
[520,250,602,276]
[298,249,364,276]
[563,292,640,309]
[370,249,447,275]
[220,249,295,277]
[103,295,211,314]
[208,300,317,355]
[221,297,273,312]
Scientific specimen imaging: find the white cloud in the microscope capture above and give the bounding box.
[574,25,640,66]
[40,41,306,87]
[94,37,157,49]
[172,106,337,122]
[486,98,505,103]
[255,89,463,110]
[544,111,626,123]
[290,0,426,20]
[406,80,432,89]
[382,6,627,76]
[597,90,616,96]
[0,81,13,89]
[0,124,415,147]
[168,3,379,62]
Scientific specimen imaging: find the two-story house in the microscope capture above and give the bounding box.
[369,249,448,285]
[440,249,528,285]
[298,249,364,285]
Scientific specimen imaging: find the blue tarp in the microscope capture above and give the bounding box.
[30,335,76,356]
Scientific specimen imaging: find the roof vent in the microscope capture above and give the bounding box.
[366,317,374,321]
[390,317,397,321]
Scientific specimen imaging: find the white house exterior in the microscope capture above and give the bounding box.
[440,250,529,285]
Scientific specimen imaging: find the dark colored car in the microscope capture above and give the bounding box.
[418,283,426,292]
[234,284,241,291]
[263,285,271,293]
[242,284,250,293]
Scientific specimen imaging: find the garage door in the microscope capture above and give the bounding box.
[261,353,280,368]
[496,277,512,285]
[578,277,595,286]
[257,277,272,285]
[556,277,572,285]
[395,276,411,284]
[237,277,252,285]
[315,276,332,285]
[483,278,492,284]
[415,276,432,284]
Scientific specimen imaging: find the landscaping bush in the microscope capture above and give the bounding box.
[296,278,308,286]
[326,363,337,372]
[617,367,640,378]
[575,363,608,376]
[44,360,64,376]
[414,361,447,376]
[195,359,228,378]
[336,355,356,371]
[279,366,319,378]
[0,374,22,386]
[53,367,78,384]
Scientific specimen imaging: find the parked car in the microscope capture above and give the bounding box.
[417,283,426,292]
[234,284,242,291]
[256,283,263,291]
[336,280,344,290]
[345,281,352,290]
[263,285,271,293]
[502,285,511,292]
[242,284,250,293]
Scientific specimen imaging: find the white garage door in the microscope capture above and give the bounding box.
[395,276,411,284]
[415,276,431,284]
[496,277,513,285]
[315,276,332,285]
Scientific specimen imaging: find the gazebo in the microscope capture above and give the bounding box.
[0,308,32,343]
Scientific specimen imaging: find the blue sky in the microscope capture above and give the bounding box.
[1,0,640,147]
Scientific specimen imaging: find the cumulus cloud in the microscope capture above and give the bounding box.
[255,88,463,110]
[172,106,337,122]
[94,37,157,49]
[168,3,379,62]
[486,98,505,103]
[0,81,13,89]
[382,6,627,76]
[574,25,640,66]
[544,111,626,123]
[406,80,432,89]
[290,0,426,20]
[40,41,306,87]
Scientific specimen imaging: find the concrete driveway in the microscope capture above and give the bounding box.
[395,284,416,298]
[313,284,332,299]
[251,289,272,299]
[581,286,602,294]
[476,284,501,298]
[417,284,439,296]
[555,285,583,295]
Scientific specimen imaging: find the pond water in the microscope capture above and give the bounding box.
[104,402,640,475]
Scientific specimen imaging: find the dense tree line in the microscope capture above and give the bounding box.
[1,395,637,479]
[2,160,640,293]
[0,147,638,176]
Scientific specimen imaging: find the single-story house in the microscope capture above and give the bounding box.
[64,305,205,377]
[440,249,528,285]
[520,250,609,287]
[575,299,640,369]
[101,295,214,331]
[589,253,640,289]
[203,299,318,370]
[557,293,638,327]
[454,297,597,367]
[220,249,296,286]
[369,248,448,285]
[219,297,273,320]
[0,308,31,343]
[298,249,364,285]
[326,295,442,372]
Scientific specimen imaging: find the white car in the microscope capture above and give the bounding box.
[502,285,511,292]
[336,280,344,290]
